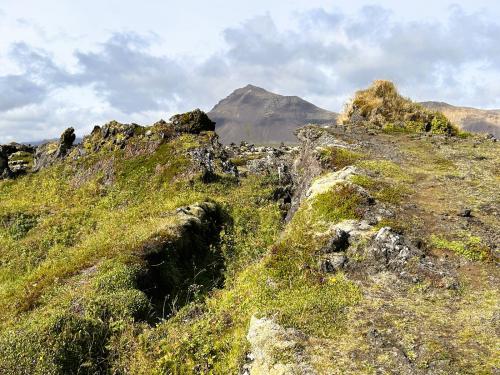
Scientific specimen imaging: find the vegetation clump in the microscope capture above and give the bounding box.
[343,80,458,135]
[430,233,489,261]
[317,146,363,169]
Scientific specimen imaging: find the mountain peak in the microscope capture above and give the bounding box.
[209,85,338,144]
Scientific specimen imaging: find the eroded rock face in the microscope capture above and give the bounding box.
[170,109,215,134]
[0,146,11,179]
[34,127,76,171]
[190,134,239,182]
[138,202,227,317]
[369,227,422,271]
[56,127,76,157]
[244,316,316,375]
[83,122,142,152]
[0,143,35,178]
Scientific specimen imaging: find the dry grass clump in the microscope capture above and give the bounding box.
[342,80,458,135]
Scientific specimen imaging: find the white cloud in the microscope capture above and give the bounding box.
[1,4,500,142]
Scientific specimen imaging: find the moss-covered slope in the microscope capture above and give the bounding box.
[0,90,498,375]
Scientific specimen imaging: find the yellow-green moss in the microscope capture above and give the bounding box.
[430,234,489,261]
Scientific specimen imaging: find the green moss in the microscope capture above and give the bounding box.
[318,147,363,169]
[430,234,489,261]
[350,174,377,189]
[311,184,364,224]
[0,311,111,374]
[1,212,39,240]
[374,184,411,204]
[357,159,413,183]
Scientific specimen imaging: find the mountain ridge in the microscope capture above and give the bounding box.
[420,101,500,137]
[208,84,338,144]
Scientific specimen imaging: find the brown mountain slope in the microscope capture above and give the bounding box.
[420,101,500,137]
[208,84,338,144]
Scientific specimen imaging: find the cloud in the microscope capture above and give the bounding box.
[2,5,500,142]
[73,32,188,113]
[214,5,500,107]
[0,75,47,111]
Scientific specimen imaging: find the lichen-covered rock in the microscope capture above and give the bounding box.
[0,143,35,178]
[306,166,360,199]
[170,109,215,134]
[319,252,347,273]
[56,127,76,157]
[244,316,316,375]
[33,127,78,171]
[83,121,142,152]
[33,141,59,171]
[190,135,239,182]
[369,227,422,271]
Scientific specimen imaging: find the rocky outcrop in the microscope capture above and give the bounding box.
[0,143,35,178]
[82,121,142,152]
[244,316,316,375]
[0,146,11,179]
[170,109,215,134]
[34,127,76,171]
[30,110,217,174]
[190,134,239,182]
[286,126,359,221]
[306,166,360,199]
[368,227,423,271]
[56,127,76,158]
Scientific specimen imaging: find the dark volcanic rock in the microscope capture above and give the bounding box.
[56,127,76,157]
[320,253,347,273]
[35,127,78,171]
[370,227,422,271]
[458,208,472,217]
[321,228,350,253]
[170,109,215,134]
[0,143,35,178]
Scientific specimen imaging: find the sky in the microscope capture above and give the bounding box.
[1,0,500,142]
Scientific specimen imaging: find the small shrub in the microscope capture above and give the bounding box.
[344,80,458,135]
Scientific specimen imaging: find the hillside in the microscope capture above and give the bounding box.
[208,84,338,144]
[421,101,500,137]
[0,82,498,374]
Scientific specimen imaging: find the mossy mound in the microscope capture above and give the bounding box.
[343,80,458,135]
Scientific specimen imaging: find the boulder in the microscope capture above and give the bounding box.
[0,143,35,178]
[369,227,422,271]
[56,127,76,157]
[319,253,347,273]
[0,146,11,178]
[169,109,215,134]
[306,166,359,199]
[245,316,316,375]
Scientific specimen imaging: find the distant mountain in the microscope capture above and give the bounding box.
[21,137,82,147]
[420,102,500,137]
[208,84,338,144]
